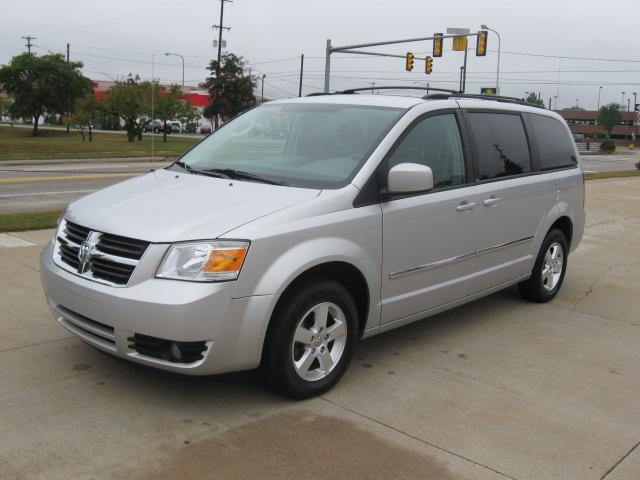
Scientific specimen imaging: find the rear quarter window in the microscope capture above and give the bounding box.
[529,114,577,170]
[467,112,532,180]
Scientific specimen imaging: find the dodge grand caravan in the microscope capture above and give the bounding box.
[40,89,585,398]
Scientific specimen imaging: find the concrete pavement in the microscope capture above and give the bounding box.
[0,177,639,479]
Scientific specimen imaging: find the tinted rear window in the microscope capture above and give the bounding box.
[529,114,577,170]
[468,113,531,180]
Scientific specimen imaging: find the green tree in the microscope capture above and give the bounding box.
[73,93,99,141]
[0,94,12,124]
[106,75,152,142]
[525,93,545,106]
[597,103,622,139]
[0,53,91,136]
[203,53,256,128]
[177,101,201,132]
[153,84,183,142]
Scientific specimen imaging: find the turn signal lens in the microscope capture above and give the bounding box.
[203,248,247,273]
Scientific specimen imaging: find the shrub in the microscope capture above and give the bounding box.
[600,139,616,153]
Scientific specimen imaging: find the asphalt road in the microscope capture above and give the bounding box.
[1,177,639,479]
[0,160,170,214]
[580,152,639,172]
[0,153,637,215]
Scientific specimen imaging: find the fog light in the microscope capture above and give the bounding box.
[170,342,182,361]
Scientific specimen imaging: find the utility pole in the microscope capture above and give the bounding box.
[298,54,304,97]
[597,86,603,111]
[21,35,36,54]
[370,82,375,94]
[261,74,266,102]
[212,0,232,129]
[66,43,70,134]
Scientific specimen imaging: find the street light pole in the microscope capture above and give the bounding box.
[164,52,184,86]
[621,91,626,110]
[597,86,602,111]
[481,24,501,94]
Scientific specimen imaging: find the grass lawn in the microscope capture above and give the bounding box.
[0,210,63,233]
[0,125,199,160]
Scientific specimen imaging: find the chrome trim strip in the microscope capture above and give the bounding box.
[389,236,534,280]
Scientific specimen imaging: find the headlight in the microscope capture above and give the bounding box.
[156,241,249,282]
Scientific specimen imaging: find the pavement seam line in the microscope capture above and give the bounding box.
[0,250,40,272]
[319,396,519,480]
[600,438,640,479]
[0,335,73,354]
[571,261,640,312]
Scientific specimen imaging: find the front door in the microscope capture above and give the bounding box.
[380,112,482,323]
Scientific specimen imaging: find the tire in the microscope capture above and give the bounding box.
[518,229,568,303]
[261,278,358,399]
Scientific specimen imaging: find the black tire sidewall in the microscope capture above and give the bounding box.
[263,279,358,399]
[527,229,568,302]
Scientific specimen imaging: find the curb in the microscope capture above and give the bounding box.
[0,156,176,166]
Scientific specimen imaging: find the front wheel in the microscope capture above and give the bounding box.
[518,229,568,303]
[261,278,358,399]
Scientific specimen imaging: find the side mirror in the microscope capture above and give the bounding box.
[387,163,434,194]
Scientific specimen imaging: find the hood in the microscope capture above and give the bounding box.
[65,169,321,242]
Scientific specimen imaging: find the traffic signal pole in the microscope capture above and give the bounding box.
[324,32,479,93]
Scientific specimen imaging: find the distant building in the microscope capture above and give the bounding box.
[91,80,209,107]
[554,109,639,142]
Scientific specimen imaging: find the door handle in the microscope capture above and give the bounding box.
[456,201,477,212]
[483,196,502,207]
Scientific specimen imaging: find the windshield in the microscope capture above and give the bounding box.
[173,103,404,189]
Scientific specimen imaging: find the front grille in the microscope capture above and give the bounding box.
[128,333,208,364]
[54,219,150,287]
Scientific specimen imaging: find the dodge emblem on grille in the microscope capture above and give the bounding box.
[77,232,100,274]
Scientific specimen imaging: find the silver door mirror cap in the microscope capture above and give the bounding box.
[387,163,434,194]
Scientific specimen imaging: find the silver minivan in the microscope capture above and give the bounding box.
[40,90,585,398]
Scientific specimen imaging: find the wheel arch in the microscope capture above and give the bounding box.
[268,261,371,339]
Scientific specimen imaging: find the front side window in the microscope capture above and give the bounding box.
[529,114,577,170]
[174,103,404,189]
[383,113,466,188]
[468,113,531,180]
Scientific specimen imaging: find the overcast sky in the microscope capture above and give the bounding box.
[2,0,639,110]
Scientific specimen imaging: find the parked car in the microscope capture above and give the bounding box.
[199,125,212,134]
[168,121,181,133]
[184,122,199,134]
[143,120,160,133]
[41,90,585,399]
[143,120,171,134]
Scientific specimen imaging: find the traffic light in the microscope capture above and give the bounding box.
[405,52,415,71]
[433,33,443,57]
[476,30,488,56]
[425,56,433,74]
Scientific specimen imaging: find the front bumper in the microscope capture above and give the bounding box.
[40,241,276,375]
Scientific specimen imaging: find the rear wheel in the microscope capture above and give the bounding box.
[261,278,358,399]
[518,229,568,302]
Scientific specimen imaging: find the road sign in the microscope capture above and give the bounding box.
[447,28,471,35]
[481,87,497,95]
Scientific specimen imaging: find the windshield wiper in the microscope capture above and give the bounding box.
[171,161,230,179]
[203,168,290,186]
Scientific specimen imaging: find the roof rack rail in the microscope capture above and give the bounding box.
[306,86,461,96]
[423,92,546,109]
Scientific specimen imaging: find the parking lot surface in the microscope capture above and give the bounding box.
[1,177,639,480]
